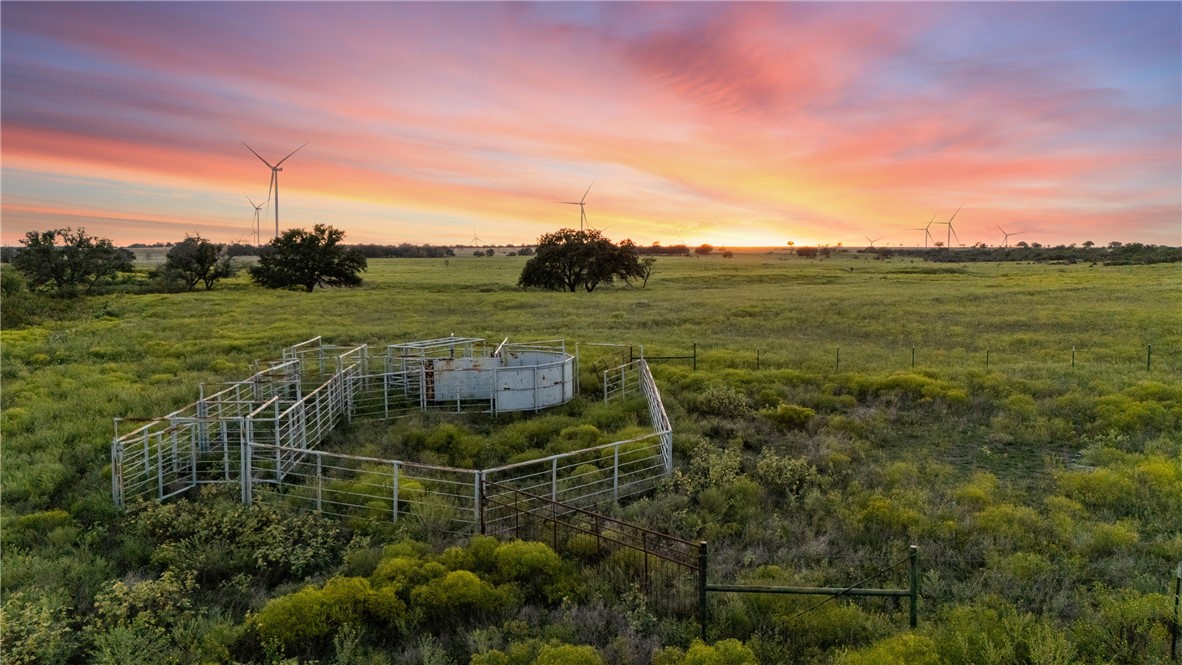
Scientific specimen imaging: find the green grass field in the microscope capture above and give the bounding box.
[2,252,1179,664]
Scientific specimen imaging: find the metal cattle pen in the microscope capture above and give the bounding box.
[112,336,674,539]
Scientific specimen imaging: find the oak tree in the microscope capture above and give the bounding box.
[250,224,367,293]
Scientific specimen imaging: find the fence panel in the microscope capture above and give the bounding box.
[248,444,481,537]
[482,480,701,617]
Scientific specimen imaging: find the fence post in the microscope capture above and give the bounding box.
[643,531,650,593]
[157,432,165,500]
[909,545,919,628]
[392,461,400,523]
[911,346,915,368]
[1072,346,1076,369]
[474,471,483,535]
[111,437,123,509]
[1172,561,1180,660]
[835,346,840,372]
[692,343,697,372]
[699,541,709,640]
[613,444,620,502]
[1148,343,1153,371]
[551,457,558,503]
[315,454,322,512]
[240,435,252,505]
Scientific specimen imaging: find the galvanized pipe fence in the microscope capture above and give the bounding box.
[112,337,673,541]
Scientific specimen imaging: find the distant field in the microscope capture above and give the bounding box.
[110,250,1179,379]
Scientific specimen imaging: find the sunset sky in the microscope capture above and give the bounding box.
[2,2,1179,248]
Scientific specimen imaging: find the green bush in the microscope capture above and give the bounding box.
[493,540,562,585]
[409,570,513,623]
[251,585,334,654]
[759,403,815,431]
[1,509,76,550]
[371,555,445,589]
[89,623,178,665]
[0,592,76,665]
[252,576,407,656]
[754,451,817,500]
[90,570,196,632]
[653,638,758,665]
[834,633,939,665]
[693,385,750,418]
[534,643,605,665]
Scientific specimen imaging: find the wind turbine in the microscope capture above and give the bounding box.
[556,178,596,231]
[242,142,305,239]
[996,224,1024,247]
[470,229,483,246]
[246,194,266,246]
[861,233,886,248]
[944,205,963,248]
[907,213,938,247]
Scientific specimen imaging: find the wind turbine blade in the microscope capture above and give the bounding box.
[266,173,274,205]
[274,142,307,167]
[996,224,1007,234]
[948,204,963,225]
[556,201,581,205]
[862,233,873,243]
[242,141,275,168]
[246,194,257,207]
[950,225,960,244]
[580,177,597,204]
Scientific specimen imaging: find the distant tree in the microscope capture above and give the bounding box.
[1016,241,1029,248]
[157,235,236,291]
[249,224,367,293]
[694,244,714,256]
[1107,241,1122,250]
[795,246,818,259]
[485,249,496,257]
[818,246,833,258]
[11,227,134,296]
[787,241,795,246]
[473,250,484,257]
[638,257,657,288]
[722,250,734,259]
[517,246,534,257]
[518,228,643,292]
[1083,240,1095,248]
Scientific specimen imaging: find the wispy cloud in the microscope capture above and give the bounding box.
[2,2,1177,247]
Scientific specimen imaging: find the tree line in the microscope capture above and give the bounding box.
[2,225,664,298]
[2,225,370,297]
[866,242,1180,265]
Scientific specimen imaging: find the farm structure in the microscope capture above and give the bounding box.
[110,336,674,537]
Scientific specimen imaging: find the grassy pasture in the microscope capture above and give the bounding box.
[1,251,1180,663]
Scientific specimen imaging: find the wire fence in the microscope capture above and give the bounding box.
[696,342,1177,377]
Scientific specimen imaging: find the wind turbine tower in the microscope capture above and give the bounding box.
[556,178,596,231]
[907,213,938,247]
[945,205,963,248]
[243,142,305,239]
[246,194,266,246]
